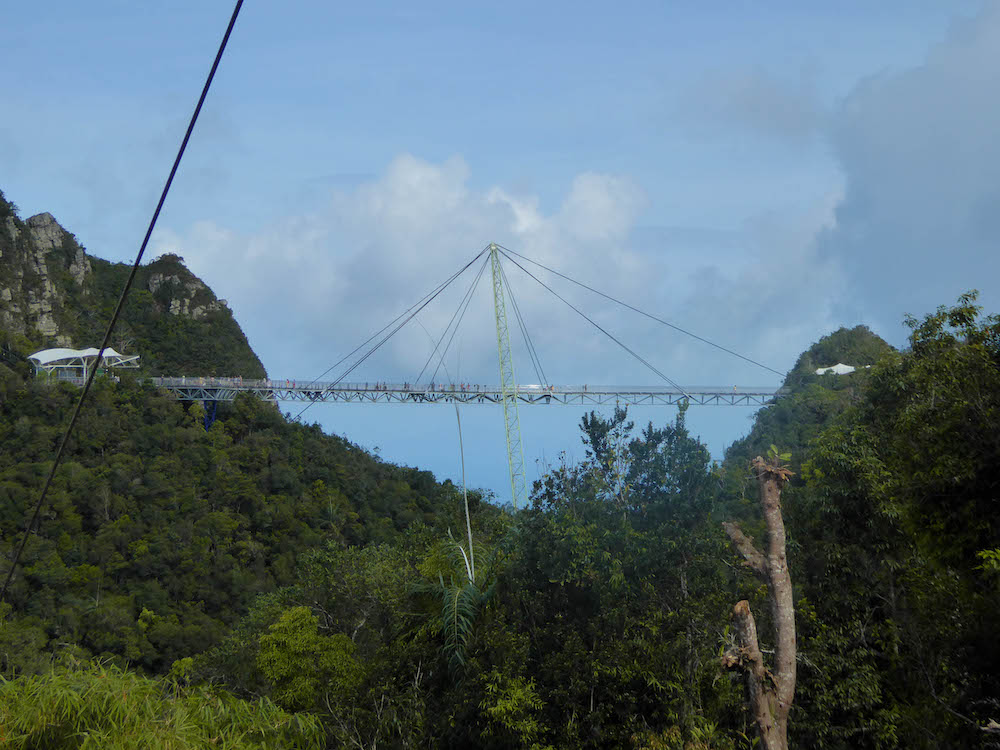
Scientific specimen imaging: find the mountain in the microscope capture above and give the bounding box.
[0,189,265,378]
[0,186,478,676]
[2,182,996,747]
[723,324,894,472]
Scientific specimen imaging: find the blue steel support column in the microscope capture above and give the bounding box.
[203,400,218,430]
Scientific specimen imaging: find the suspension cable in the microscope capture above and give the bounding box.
[303,245,489,389]
[499,259,547,385]
[427,254,490,386]
[294,246,489,421]
[413,252,488,385]
[497,244,786,378]
[499,249,692,397]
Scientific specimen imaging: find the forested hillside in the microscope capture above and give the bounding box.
[0,290,997,748]
[0,372,479,674]
[723,324,893,474]
[0,189,265,378]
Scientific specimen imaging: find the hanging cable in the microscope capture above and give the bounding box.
[301,245,489,390]
[427,254,490,386]
[415,319,456,384]
[499,249,692,398]
[0,0,245,605]
[499,259,547,385]
[497,244,786,378]
[294,247,490,421]
[413,252,489,385]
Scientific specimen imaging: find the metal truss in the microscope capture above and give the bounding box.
[489,243,528,509]
[149,378,787,407]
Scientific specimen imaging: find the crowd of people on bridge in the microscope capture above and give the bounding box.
[169,379,595,396]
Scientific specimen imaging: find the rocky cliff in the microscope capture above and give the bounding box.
[0,188,266,378]
[0,211,88,344]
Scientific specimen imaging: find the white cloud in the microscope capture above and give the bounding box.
[820,4,1000,334]
[155,151,840,392]
[153,154,662,384]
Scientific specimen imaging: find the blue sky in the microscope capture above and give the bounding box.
[2,1,996,500]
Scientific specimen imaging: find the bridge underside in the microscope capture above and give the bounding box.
[150,378,785,407]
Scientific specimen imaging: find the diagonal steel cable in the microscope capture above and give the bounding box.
[300,246,488,390]
[499,249,693,398]
[294,246,489,421]
[413,252,489,385]
[427,254,490,386]
[498,258,547,385]
[497,244,786,378]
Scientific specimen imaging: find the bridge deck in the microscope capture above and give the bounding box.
[149,378,786,406]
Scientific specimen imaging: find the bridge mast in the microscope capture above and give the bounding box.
[489,243,527,509]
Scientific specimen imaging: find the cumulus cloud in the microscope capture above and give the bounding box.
[152,154,662,383]
[630,186,844,384]
[153,151,832,389]
[820,5,1000,334]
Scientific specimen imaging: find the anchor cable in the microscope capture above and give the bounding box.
[499,259,547,386]
[499,249,692,397]
[427,253,490,386]
[294,246,489,421]
[497,244,786,378]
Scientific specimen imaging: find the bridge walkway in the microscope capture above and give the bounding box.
[149,377,786,407]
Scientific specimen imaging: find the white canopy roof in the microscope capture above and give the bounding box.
[815,362,867,375]
[29,347,126,365]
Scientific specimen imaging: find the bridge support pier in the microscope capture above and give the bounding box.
[202,400,218,430]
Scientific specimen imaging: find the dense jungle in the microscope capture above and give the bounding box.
[0,192,998,748]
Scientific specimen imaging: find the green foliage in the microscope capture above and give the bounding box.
[457,407,750,749]
[786,292,1000,748]
[977,548,1000,580]
[429,532,497,672]
[724,326,894,484]
[479,670,554,749]
[256,606,364,711]
[0,189,265,378]
[785,324,893,387]
[0,376,466,679]
[0,659,323,748]
[2,252,997,749]
[438,577,489,672]
[767,445,791,463]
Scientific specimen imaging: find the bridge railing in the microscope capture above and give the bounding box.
[148,377,787,396]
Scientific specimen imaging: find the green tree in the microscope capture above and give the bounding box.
[256,606,365,712]
[789,292,1000,747]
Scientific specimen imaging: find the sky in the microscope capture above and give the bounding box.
[2,1,996,501]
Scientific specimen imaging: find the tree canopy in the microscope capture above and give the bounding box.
[0,293,997,748]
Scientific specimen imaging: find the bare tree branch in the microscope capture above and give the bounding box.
[722,522,767,581]
[722,454,797,750]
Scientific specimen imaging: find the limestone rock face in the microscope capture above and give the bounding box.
[26,213,92,285]
[0,212,91,343]
[0,189,266,378]
[27,212,66,252]
[148,270,224,319]
[3,216,18,250]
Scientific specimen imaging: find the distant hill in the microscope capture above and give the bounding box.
[723,325,894,472]
[0,185,482,676]
[0,188,265,378]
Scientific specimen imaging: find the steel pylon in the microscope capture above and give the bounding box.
[489,243,527,509]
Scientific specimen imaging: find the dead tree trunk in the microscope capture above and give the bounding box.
[722,455,796,750]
